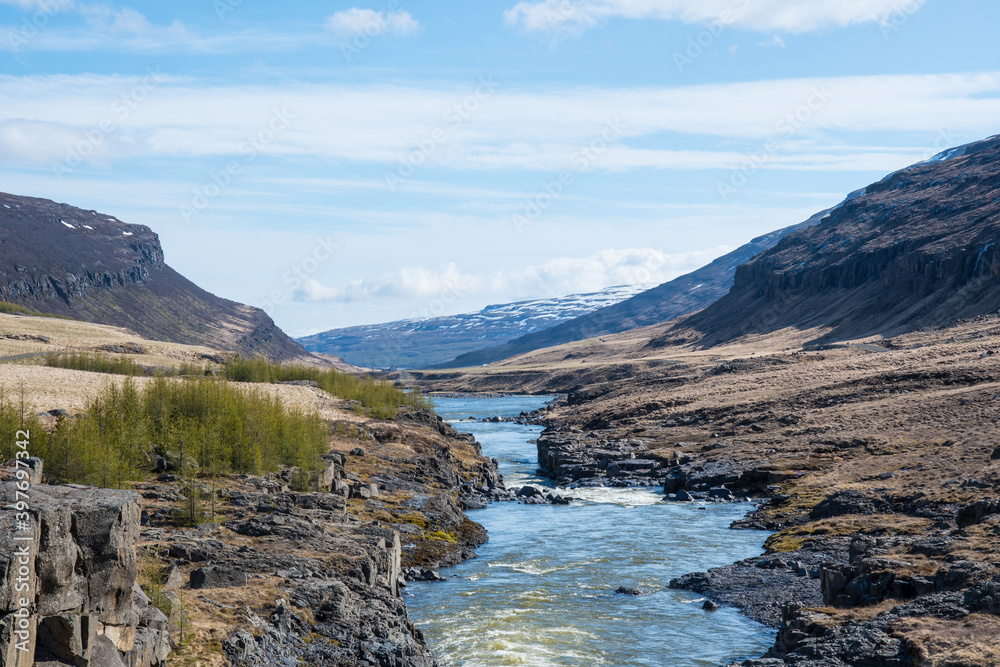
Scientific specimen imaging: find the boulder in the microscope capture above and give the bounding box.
[189,566,248,590]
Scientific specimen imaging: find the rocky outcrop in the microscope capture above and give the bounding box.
[0,474,171,667]
[535,427,667,487]
[0,191,312,361]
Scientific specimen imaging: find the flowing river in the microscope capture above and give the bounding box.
[405,395,774,667]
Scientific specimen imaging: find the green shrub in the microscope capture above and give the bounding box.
[36,376,328,488]
[0,386,48,464]
[44,351,208,378]
[45,350,144,376]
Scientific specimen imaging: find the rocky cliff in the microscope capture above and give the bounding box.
[0,460,170,667]
[674,136,1000,346]
[0,192,312,361]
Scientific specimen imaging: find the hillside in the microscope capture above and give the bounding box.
[436,208,839,369]
[668,136,1000,347]
[298,284,652,369]
[0,192,313,361]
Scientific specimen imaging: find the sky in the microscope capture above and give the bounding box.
[1,0,998,336]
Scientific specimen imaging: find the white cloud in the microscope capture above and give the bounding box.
[504,0,925,37]
[1,71,998,175]
[324,8,420,39]
[294,247,728,306]
[759,34,786,48]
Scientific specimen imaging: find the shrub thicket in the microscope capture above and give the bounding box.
[45,350,144,375]
[223,356,431,419]
[42,352,429,419]
[44,351,207,377]
[36,376,327,488]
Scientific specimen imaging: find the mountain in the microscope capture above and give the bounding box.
[664,135,1000,347]
[435,209,843,369]
[0,192,313,361]
[297,284,654,369]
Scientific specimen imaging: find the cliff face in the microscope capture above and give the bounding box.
[677,136,1000,346]
[0,461,171,667]
[0,192,311,361]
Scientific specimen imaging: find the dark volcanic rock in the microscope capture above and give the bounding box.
[670,540,844,627]
[190,566,248,590]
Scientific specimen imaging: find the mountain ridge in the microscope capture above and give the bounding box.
[664,134,1000,347]
[0,191,314,362]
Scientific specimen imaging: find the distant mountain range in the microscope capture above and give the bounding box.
[435,208,845,369]
[0,192,313,362]
[297,284,654,369]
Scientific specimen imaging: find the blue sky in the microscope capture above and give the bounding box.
[1,0,998,336]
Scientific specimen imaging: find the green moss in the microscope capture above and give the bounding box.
[765,532,807,553]
[425,530,458,544]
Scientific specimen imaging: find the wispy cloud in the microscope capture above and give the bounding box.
[2,71,998,175]
[294,247,726,305]
[504,0,927,37]
[0,0,73,8]
[0,2,345,54]
[324,8,420,39]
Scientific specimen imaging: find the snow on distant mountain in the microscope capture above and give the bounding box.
[297,284,654,369]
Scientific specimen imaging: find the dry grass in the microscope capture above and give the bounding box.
[893,615,1000,667]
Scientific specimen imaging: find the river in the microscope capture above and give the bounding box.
[405,395,774,667]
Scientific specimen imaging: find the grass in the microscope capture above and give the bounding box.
[223,356,432,419]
